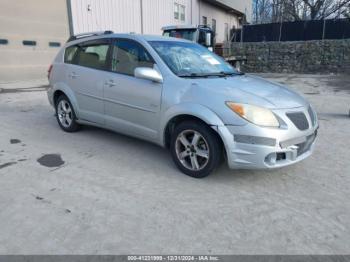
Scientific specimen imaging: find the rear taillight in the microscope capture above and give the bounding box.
[47,64,53,80]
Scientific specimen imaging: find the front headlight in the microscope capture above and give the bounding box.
[226,102,279,127]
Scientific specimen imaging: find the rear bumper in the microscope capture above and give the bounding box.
[217,123,318,170]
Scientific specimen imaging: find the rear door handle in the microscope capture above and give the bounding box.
[106,80,117,87]
[69,72,79,79]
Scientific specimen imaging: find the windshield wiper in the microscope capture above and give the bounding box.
[178,71,244,78]
[178,73,209,78]
[219,71,245,76]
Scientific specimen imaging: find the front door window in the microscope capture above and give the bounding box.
[111,39,154,76]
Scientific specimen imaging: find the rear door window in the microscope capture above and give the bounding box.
[76,42,111,70]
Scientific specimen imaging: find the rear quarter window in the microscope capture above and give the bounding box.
[64,46,79,64]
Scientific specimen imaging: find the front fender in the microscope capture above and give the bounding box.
[160,103,226,145]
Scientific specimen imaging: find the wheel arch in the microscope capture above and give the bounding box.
[51,83,80,119]
[161,104,226,149]
[53,90,66,106]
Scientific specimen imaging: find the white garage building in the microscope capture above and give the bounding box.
[0,0,251,82]
[69,0,251,43]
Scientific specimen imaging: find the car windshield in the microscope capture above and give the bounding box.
[149,41,240,77]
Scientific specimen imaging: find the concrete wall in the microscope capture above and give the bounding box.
[228,40,350,73]
[0,0,69,82]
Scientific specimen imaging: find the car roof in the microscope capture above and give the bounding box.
[66,33,192,46]
[135,34,190,42]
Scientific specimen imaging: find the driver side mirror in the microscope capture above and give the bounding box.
[134,67,163,83]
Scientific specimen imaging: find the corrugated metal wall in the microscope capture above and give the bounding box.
[69,0,243,42]
[70,0,191,35]
[199,1,239,42]
[70,0,142,34]
[142,0,190,35]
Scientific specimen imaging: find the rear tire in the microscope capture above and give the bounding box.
[55,95,80,132]
[170,121,222,178]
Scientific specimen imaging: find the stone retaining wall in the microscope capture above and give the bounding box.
[228,40,350,73]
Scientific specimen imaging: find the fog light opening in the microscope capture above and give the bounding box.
[276,152,286,161]
[265,152,287,166]
[265,153,277,165]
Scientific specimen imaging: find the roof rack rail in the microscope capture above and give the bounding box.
[67,30,114,42]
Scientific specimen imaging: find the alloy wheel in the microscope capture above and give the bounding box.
[57,100,73,128]
[175,130,210,171]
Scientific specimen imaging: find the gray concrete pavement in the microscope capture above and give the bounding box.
[0,74,349,254]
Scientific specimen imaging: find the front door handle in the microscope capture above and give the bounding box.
[106,80,117,87]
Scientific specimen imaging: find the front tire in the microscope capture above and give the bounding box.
[55,95,80,132]
[170,121,222,178]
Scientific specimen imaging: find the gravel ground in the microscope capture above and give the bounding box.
[0,74,349,254]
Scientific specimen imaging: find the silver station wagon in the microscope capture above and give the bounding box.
[47,31,318,178]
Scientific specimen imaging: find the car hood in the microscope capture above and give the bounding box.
[191,74,309,109]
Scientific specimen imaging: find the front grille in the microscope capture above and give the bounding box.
[296,131,317,156]
[308,106,316,127]
[286,112,309,130]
